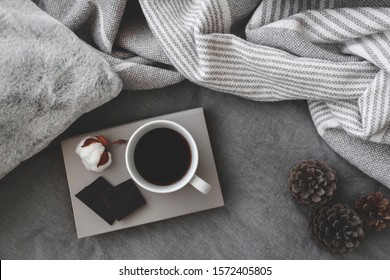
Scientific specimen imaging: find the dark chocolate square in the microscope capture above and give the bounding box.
[101,179,146,221]
[75,177,115,225]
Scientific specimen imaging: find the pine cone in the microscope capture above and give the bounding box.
[288,160,337,207]
[354,192,390,232]
[309,204,364,254]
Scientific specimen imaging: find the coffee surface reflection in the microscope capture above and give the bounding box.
[134,128,191,186]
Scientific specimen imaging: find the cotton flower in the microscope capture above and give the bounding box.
[76,135,112,172]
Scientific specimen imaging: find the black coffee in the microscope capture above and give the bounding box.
[134,128,191,186]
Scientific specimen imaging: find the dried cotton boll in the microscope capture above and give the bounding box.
[76,136,112,172]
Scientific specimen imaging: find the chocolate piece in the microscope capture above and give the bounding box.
[75,177,115,225]
[101,179,146,221]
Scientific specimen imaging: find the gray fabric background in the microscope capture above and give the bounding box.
[1,81,389,259]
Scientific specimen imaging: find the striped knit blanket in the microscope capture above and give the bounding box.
[33,0,390,187]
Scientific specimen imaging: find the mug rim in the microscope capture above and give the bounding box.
[125,120,199,193]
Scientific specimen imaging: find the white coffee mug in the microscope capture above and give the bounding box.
[125,120,212,194]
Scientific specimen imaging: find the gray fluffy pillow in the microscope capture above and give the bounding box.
[0,0,123,179]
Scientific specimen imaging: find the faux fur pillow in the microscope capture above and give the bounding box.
[0,0,123,179]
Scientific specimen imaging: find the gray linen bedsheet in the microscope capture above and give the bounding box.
[1,81,389,259]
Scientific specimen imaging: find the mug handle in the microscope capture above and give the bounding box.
[189,175,212,194]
